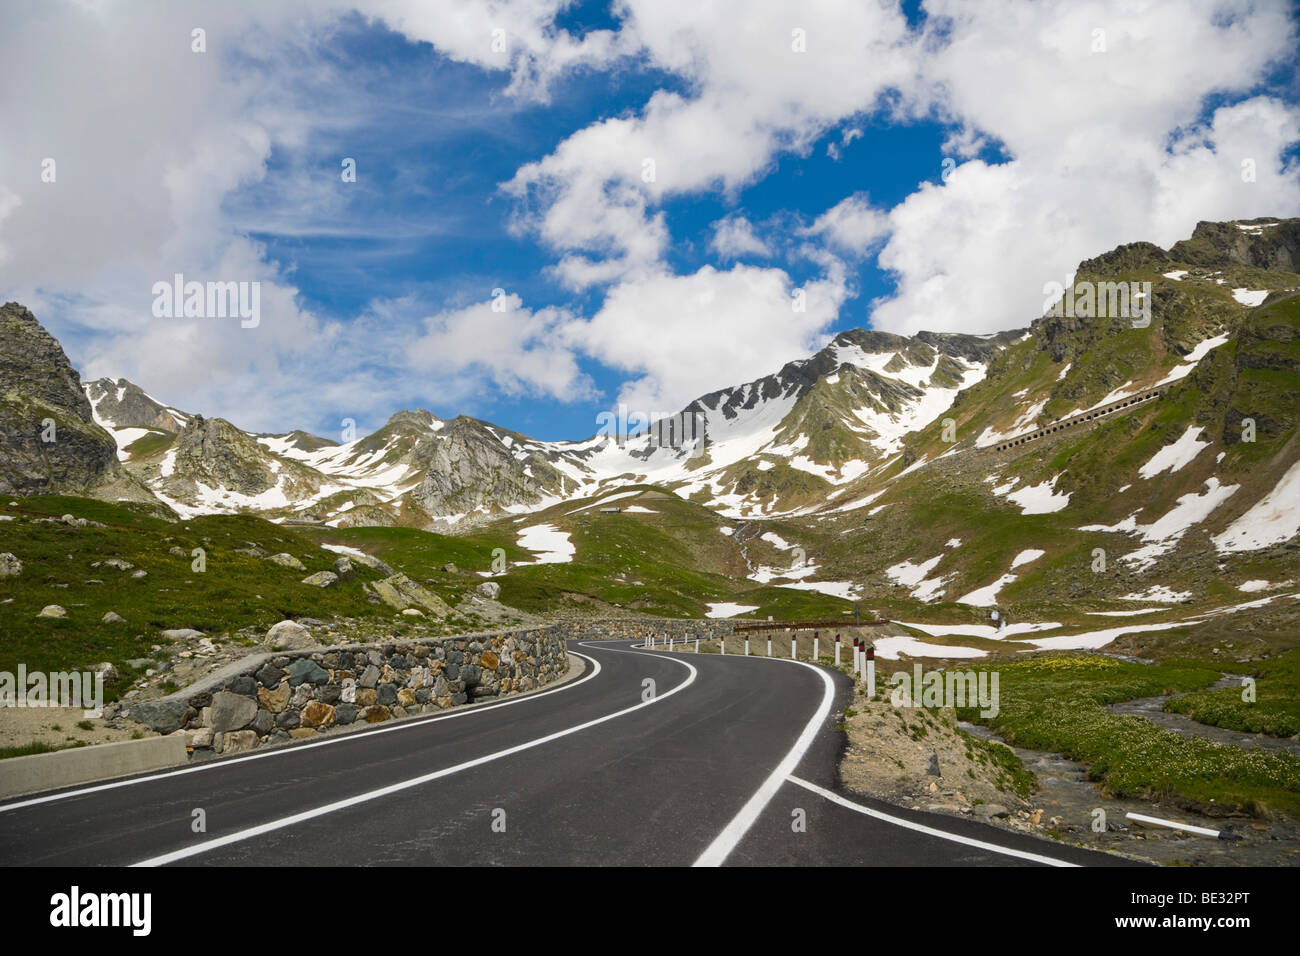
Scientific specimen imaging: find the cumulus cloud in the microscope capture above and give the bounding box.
[503,0,915,286]
[802,193,890,257]
[3,0,1298,439]
[869,0,1300,335]
[709,215,771,260]
[406,293,595,403]
[562,261,849,414]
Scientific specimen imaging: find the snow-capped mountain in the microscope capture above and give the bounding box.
[5,216,1298,604]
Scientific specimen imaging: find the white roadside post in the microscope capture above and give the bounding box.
[694,637,699,653]
[767,636,772,657]
[865,644,876,697]
[745,637,750,656]
[720,634,726,655]
[791,633,797,660]
[813,633,819,661]
[852,638,859,676]
[835,634,841,666]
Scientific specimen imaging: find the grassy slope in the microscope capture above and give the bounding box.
[0,496,387,676]
[956,654,1300,817]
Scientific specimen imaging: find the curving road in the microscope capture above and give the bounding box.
[0,640,1130,867]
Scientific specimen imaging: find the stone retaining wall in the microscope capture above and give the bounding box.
[552,618,735,642]
[125,617,748,759]
[127,625,569,759]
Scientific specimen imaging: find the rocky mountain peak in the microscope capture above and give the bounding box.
[84,376,187,433]
[0,302,121,496]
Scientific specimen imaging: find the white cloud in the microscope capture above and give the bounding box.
[563,261,848,413]
[359,0,630,101]
[406,293,595,402]
[504,0,915,285]
[803,193,890,256]
[3,0,1299,439]
[709,215,771,259]
[869,0,1300,335]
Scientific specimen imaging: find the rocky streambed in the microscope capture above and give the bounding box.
[958,720,1300,866]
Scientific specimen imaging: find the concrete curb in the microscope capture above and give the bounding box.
[0,735,187,799]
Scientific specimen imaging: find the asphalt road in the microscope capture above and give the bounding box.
[0,640,1130,866]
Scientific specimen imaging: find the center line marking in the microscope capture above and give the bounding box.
[694,656,836,867]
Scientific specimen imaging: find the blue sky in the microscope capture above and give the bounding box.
[2,1,1298,442]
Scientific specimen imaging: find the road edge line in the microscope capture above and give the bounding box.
[786,774,1081,867]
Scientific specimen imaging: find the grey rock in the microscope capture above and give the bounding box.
[208,691,258,734]
[251,709,275,735]
[219,730,259,755]
[265,619,314,650]
[290,684,314,709]
[334,702,357,725]
[101,611,125,623]
[225,674,257,696]
[0,553,21,577]
[159,628,204,641]
[266,552,307,571]
[37,604,66,618]
[286,658,328,686]
[359,664,380,689]
[95,661,119,683]
[255,664,285,688]
[367,573,451,617]
[476,581,500,600]
[129,699,193,734]
[301,570,338,588]
[348,552,395,577]
[333,556,355,581]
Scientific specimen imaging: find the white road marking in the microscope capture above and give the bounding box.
[787,774,1081,867]
[0,650,600,814]
[694,657,836,867]
[132,648,697,866]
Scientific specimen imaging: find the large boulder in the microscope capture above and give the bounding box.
[348,552,395,577]
[301,570,338,588]
[266,553,307,571]
[0,553,22,577]
[332,556,355,581]
[264,620,314,650]
[367,573,452,617]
